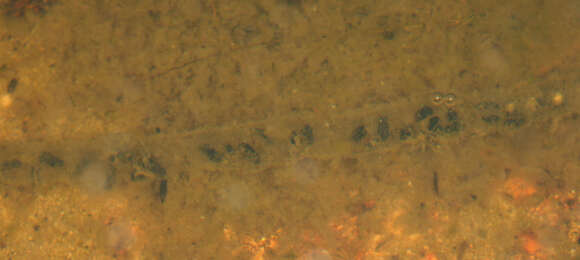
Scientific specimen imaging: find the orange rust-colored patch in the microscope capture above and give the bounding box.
[424,252,438,260]
[363,199,376,210]
[504,177,537,200]
[230,228,282,260]
[519,231,542,256]
[330,215,359,241]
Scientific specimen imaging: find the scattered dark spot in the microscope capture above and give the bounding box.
[565,198,576,208]
[289,131,298,145]
[115,151,136,163]
[482,115,500,124]
[428,116,441,131]
[444,121,460,133]
[415,106,433,121]
[159,179,167,203]
[504,114,525,128]
[7,78,18,93]
[1,159,21,170]
[354,6,369,17]
[321,58,329,68]
[105,169,115,190]
[347,200,375,215]
[447,109,459,122]
[200,145,223,163]
[341,157,358,169]
[239,143,260,164]
[476,101,501,110]
[39,152,64,167]
[352,125,367,142]
[399,127,412,140]
[279,0,303,7]
[254,128,271,143]
[140,156,166,177]
[300,125,314,145]
[148,9,160,22]
[225,144,234,153]
[290,124,314,146]
[504,168,512,178]
[3,0,58,17]
[433,171,439,196]
[382,30,395,40]
[374,239,387,251]
[470,194,477,200]
[377,117,390,141]
[155,127,161,134]
[33,225,39,231]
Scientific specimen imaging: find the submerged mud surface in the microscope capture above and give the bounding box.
[0,0,579,259]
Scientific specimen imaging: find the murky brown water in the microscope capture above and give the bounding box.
[0,0,579,259]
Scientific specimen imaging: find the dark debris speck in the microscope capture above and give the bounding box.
[382,30,395,40]
[39,152,64,167]
[482,115,500,124]
[399,128,412,140]
[7,78,18,93]
[290,124,315,146]
[415,106,433,121]
[200,145,223,163]
[159,179,167,203]
[504,114,526,128]
[351,125,367,142]
[428,116,441,131]
[240,143,260,164]
[2,159,21,170]
[377,117,390,141]
[447,109,459,122]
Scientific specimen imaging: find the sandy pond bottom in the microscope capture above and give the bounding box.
[0,0,579,259]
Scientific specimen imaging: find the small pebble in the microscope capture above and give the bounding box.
[444,93,457,106]
[505,102,516,114]
[552,92,563,106]
[1,95,12,108]
[432,92,444,105]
